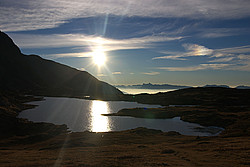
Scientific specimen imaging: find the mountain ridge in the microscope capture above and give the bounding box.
[116,83,190,89]
[116,83,250,90]
[0,31,123,99]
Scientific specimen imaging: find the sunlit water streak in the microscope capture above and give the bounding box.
[18,97,223,136]
[90,100,110,132]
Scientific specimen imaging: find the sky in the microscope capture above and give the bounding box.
[1,0,250,86]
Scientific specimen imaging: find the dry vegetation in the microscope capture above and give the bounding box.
[1,128,250,167]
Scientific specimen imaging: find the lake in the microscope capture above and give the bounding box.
[18,97,223,136]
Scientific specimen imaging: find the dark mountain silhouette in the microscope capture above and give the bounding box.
[123,87,250,106]
[203,84,230,88]
[235,85,250,89]
[0,31,123,99]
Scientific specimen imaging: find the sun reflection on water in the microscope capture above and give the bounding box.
[90,100,110,132]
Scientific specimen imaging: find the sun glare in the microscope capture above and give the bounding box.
[92,49,106,67]
[90,100,110,132]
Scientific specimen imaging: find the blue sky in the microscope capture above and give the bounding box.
[1,0,250,86]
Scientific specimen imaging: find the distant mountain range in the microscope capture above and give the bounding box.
[235,85,250,89]
[0,31,122,99]
[203,85,250,89]
[203,85,230,88]
[116,83,250,90]
[116,83,190,90]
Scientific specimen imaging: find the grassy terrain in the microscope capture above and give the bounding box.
[0,88,250,166]
[1,128,249,166]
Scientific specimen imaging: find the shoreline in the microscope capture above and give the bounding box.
[0,92,68,138]
[102,106,231,128]
[18,96,223,136]
[2,91,250,137]
[10,94,247,134]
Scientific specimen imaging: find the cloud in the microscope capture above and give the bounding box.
[9,33,181,49]
[209,57,234,63]
[45,52,93,58]
[238,54,250,60]
[112,72,122,75]
[210,46,250,70]
[215,45,250,54]
[1,0,250,31]
[158,64,231,71]
[155,44,250,61]
[230,54,250,71]
[153,43,250,71]
[152,52,187,60]
[197,28,249,38]
[210,53,233,58]
[97,73,107,77]
[8,33,182,58]
[143,71,160,75]
[183,44,213,56]
[154,44,250,71]
[153,44,213,60]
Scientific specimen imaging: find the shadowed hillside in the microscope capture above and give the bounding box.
[123,87,250,106]
[0,31,122,99]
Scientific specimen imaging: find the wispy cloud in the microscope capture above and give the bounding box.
[238,54,250,60]
[155,44,250,71]
[9,33,182,49]
[158,64,231,71]
[197,28,250,38]
[216,45,250,54]
[97,73,107,77]
[209,57,234,63]
[230,54,250,71]
[211,53,233,58]
[143,71,160,75]
[8,33,182,58]
[152,51,187,60]
[1,0,250,32]
[183,44,214,56]
[45,52,93,58]
[112,72,122,75]
[153,44,213,60]
[211,46,250,71]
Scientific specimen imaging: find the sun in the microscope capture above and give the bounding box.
[92,49,106,67]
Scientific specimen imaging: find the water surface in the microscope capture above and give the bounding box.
[19,97,222,136]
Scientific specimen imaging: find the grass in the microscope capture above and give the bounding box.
[1,130,250,166]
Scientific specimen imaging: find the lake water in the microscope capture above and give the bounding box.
[18,97,223,136]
